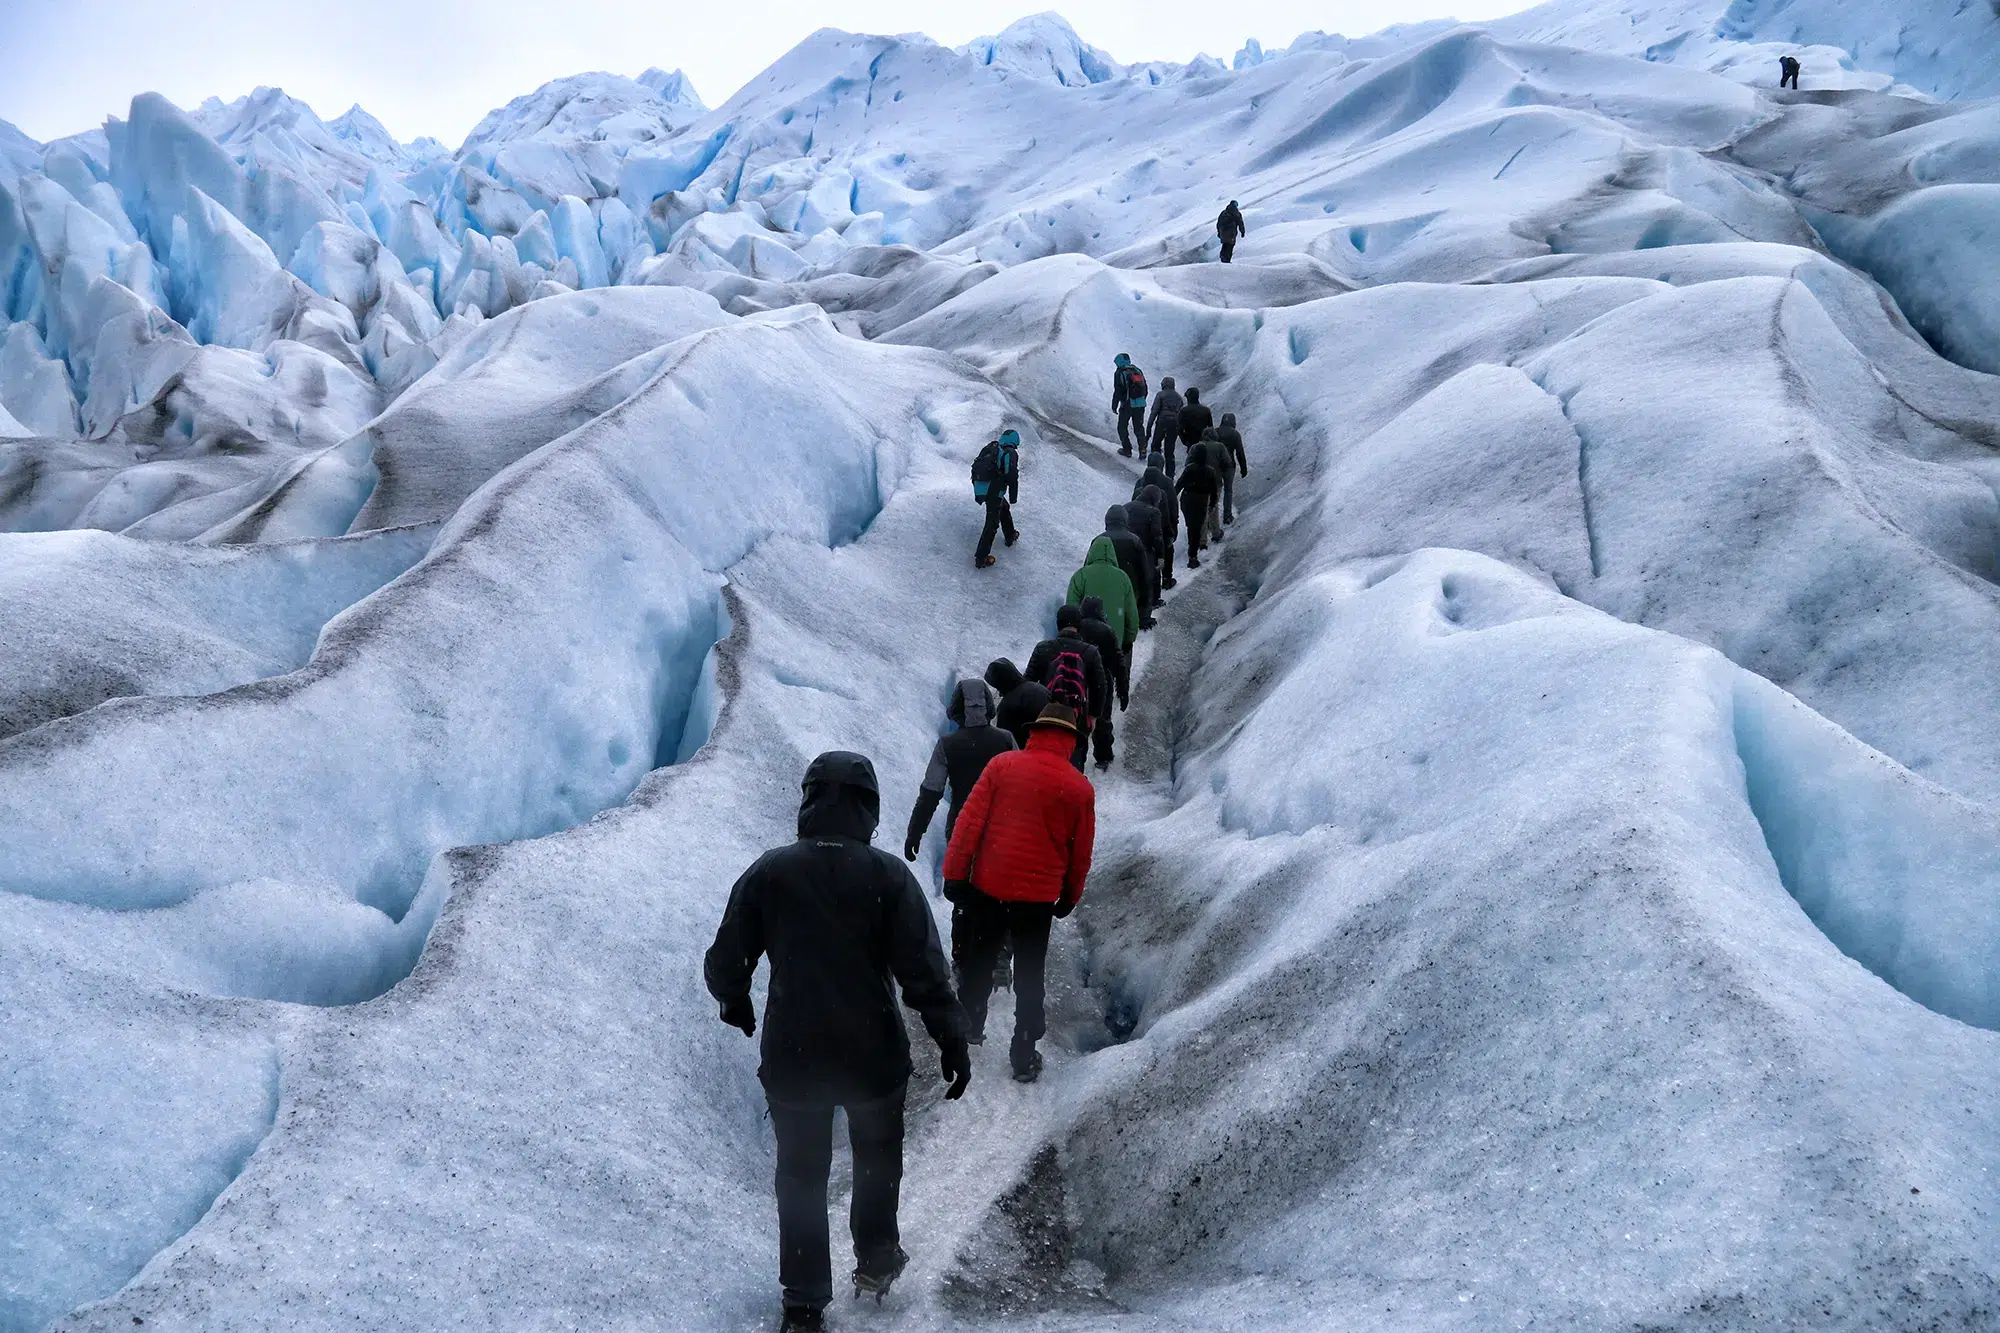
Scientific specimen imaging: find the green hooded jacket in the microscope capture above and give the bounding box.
[1066,536,1140,647]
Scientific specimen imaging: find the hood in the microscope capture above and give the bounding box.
[1141,483,1170,510]
[1221,412,1236,428]
[1080,595,1107,624]
[1104,504,1130,532]
[1202,426,1220,440]
[1160,376,1175,390]
[1085,534,1120,567]
[949,677,996,728]
[1185,387,1200,404]
[797,750,880,841]
[999,428,1020,446]
[1114,352,1130,367]
[986,657,1024,693]
[1146,450,1165,468]
[1056,602,1083,630]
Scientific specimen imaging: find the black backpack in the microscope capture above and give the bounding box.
[972,442,1001,498]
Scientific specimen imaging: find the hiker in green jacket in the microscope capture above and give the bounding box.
[1065,535,1140,648]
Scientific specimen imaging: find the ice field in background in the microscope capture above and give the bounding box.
[2,1,1998,1329]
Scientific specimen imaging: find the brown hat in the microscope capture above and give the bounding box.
[1031,703,1080,735]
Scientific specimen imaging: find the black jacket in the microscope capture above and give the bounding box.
[1178,399,1214,449]
[1077,596,1128,708]
[1027,623,1110,721]
[1103,505,1157,617]
[1217,415,1248,477]
[1123,492,1166,560]
[706,752,965,1102]
[985,658,1051,749]
[1218,203,1246,240]
[907,679,1016,847]
[1177,460,1222,504]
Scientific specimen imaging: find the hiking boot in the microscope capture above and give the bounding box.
[853,1246,910,1302]
[1161,575,1177,589]
[975,555,997,568]
[1004,529,1019,546]
[1011,1041,1043,1083]
[1187,555,1201,568]
[779,1304,824,1332]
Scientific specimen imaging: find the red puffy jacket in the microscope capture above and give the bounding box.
[941,725,1096,906]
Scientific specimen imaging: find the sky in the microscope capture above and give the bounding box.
[0,0,1538,148]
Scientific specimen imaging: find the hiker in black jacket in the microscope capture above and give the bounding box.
[1147,377,1183,472]
[1026,606,1110,771]
[706,752,972,1329]
[1177,387,1214,455]
[1217,200,1246,263]
[1111,353,1148,456]
[985,658,1050,750]
[1188,427,1231,544]
[972,429,1022,569]
[1103,505,1158,630]
[1122,488,1167,593]
[906,679,1017,861]
[1076,596,1126,770]
[1217,412,1249,524]
[1175,456,1223,568]
[1138,482,1178,589]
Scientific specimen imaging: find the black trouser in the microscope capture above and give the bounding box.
[1220,235,1236,263]
[955,892,1055,1050]
[767,1082,907,1311]
[975,496,1016,559]
[1151,415,1178,470]
[1093,708,1115,766]
[1116,401,1144,453]
[1182,494,1210,562]
[1780,68,1798,89]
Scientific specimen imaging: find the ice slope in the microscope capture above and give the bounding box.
[8,8,2000,1332]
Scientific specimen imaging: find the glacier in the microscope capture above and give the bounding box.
[2,3,1998,1331]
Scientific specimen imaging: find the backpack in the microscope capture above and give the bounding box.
[1048,645,1090,712]
[1125,366,1147,405]
[971,441,1001,499]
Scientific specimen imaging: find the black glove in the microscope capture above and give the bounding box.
[943,879,976,905]
[904,833,922,862]
[940,1038,972,1100]
[719,997,756,1037]
[1052,895,1077,919]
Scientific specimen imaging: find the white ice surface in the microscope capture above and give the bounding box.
[5,5,2000,1331]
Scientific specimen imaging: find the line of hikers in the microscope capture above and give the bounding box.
[705,367,1249,1332]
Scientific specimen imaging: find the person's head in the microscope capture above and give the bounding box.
[948,678,997,728]
[1142,483,1169,510]
[999,428,1021,447]
[1202,426,1220,441]
[1229,200,1239,209]
[986,657,1024,692]
[1056,602,1083,633]
[797,751,879,841]
[1221,412,1236,428]
[1147,449,1165,469]
[1032,701,1081,735]
[1161,376,1175,391]
[1185,387,1200,404]
[1104,504,1129,531]
[1080,595,1107,624]
[1115,352,1130,367]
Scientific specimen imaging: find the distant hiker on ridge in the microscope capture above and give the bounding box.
[1779,55,1801,89]
[971,428,1021,569]
[1217,200,1247,263]
[1111,353,1148,457]
[706,752,973,1331]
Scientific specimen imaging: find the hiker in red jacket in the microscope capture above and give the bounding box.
[940,702,1097,1084]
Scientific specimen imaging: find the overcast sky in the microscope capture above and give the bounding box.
[0,0,1536,148]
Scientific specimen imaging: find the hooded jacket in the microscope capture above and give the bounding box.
[1123,490,1166,561]
[1187,427,1230,481]
[941,727,1096,908]
[1065,535,1140,648]
[1100,506,1156,630]
[1077,595,1128,707]
[1218,202,1246,241]
[1146,380,1183,437]
[907,680,1018,851]
[1027,609,1111,721]
[1112,354,1146,411]
[986,658,1050,749]
[1177,390,1215,449]
[1218,412,1248,477]
[706,751,965,1101]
